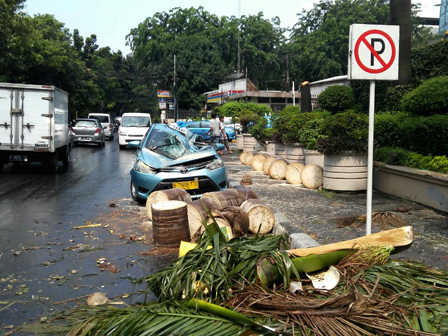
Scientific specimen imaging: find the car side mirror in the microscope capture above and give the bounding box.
[128,140,141,149]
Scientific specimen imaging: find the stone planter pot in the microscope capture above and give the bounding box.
[236,134,244,151]
[284,143,305,164]
[323,152,367,191]
[273,142,285,158]
[242,133,257,152]
[266,142,276,156]
[304,149,324,167]
[373,161,448,212]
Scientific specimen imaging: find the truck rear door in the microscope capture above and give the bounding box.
[0,86,53,152]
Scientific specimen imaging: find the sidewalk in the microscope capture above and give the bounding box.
[222,150,448,271]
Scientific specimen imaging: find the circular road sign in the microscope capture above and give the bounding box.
[354,29,396,74]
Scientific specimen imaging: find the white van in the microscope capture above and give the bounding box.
[87,113,114,140]
[118,112,152,149]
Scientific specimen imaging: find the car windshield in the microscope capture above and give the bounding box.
[90,115,109,123]
[122,116,150,127]
[75,120,96,128]
[144,128,188,159]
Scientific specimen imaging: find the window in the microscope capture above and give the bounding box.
[200,121,210,128]
[271,97,286,104]
[186,121,201,128]
[271,104,286,113]
[258,97,270,103]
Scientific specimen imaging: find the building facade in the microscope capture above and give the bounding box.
[441,0,448,32]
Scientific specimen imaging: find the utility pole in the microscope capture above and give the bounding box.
[173,54,177,122]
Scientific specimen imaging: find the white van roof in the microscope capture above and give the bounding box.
[122,112,151,117]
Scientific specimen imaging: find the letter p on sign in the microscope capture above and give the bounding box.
[348,24,399,81]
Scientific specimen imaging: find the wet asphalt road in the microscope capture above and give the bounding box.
[0,139,176,332]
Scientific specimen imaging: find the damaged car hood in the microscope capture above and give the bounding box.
[140,148,217,169]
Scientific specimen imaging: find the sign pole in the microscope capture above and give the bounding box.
[366,80,375,235]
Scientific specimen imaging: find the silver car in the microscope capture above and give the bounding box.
[72,118,105,147]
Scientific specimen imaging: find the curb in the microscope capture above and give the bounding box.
[228,178,320,249]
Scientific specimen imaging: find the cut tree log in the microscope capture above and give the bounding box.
[201,189,245,208]
[244,152,255,166]
[263,157,278,175]
[287,226,414,256]
[268,159,288,180]
[220,206,250,237]
[239,152,248,164]
[146,188,192,220]
[240,199,275,234]
[252,154,268,172]
[233,185,258,200]
[285,162,304,185]
[187,198,221,239]
[152,201,190,245]
[301,164,323,189]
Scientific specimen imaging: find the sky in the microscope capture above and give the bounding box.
[24,0,442,55]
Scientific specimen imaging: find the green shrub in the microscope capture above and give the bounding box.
[317,111,368,155]
[217,101,273,119]
[401,76,448,116]
[405,153,448,174]
[237,109,259,133]
[374,112,409,148]
[273,107,300,143]
[374,147,411,165]
[249,118,277,141]
[298,115,327,150]
[398,115,448,156]
[318,85,355,114]
[280,105,301,114]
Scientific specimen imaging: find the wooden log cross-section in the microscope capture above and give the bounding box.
[187,198,221,239]
[146,188,192,221]
[285,162,304,185]
[268,159,288,180]
[240,199,275,234]
[152,201,190,245]
[201,189,247,209]
[263,157,278,175]
[252,154,269,172]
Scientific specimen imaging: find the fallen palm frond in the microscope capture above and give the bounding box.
[145,233,293,303]
[229,259,448,335]
[57,302,246,336]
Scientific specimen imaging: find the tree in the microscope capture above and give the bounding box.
[390,0,412,84]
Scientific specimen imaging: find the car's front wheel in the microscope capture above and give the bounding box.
[130,180,145,204]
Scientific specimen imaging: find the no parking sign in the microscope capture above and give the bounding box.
[348,24,399,80]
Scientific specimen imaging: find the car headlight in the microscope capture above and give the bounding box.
[120,131,127,136]
[134,160,156,174]
[206,157,223,170]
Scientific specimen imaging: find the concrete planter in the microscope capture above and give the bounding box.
[304,149,324,167]
[373,162,448,212]
[323,152,367,191]
[242,133,257,152]
[236,134,244,151]
[267,142,284,157]
[285,143,305,164]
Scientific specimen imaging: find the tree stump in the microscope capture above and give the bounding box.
[233,186,258,200]
[240,199,275,234]
[244,152,255,166]
[268,159,288,180]
[301,164,323,189]
[152,201,190,245]
[285,162,305,185]
[263,157,278,175]
[146,188,192,220]
[187,198,221,239]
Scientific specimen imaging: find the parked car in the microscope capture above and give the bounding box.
[129,123,227,203]
[223,117,242,134]
[184,120,236,141]
[118,112,152,150]
[72,118,105,147]
[87,113,114,140]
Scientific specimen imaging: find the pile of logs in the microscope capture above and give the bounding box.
[145,187,276,246]
[239,151,323,189]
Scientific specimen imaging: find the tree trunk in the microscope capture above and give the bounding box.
[268,159,288,180]
[152,201,190,245]
[146,188,192,220]
[187,198,222,239]
[390,0,411,84]
[285,162,304,185]
[201,189,246,208]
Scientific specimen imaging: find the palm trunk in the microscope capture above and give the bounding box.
[390,0,412,84]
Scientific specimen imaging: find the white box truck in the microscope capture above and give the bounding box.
[0,83,72,172]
